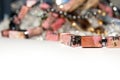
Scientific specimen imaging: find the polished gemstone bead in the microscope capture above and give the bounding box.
[60,33,72,46]
[9,31,25,39]
[45,31,59,41]
[81,36,102,48]
[51,18,65,31]
[106,36,120,48]
[70,35,81,46]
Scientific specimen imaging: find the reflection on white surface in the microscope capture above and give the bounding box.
[0,38,120,55]
[0,38,120,80]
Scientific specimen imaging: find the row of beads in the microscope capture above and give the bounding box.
[45,8,106,20]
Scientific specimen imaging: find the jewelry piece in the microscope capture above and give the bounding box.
[18,6,30,20]
[45,31,59,41]
[1,2,120,48]
[9,31,25,39]
[24,31,29,39]
[44,7,108,34]
[106,36,120,48]
[51,18,66,31]
[1,29,10,38]
[70,35,81,47]
[60,33,72,46]
[81,36,103,48]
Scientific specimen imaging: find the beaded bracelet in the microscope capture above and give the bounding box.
[1,1,120,48]
[46,32,120,48]
[44,7,107,34]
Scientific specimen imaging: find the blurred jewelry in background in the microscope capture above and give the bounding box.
[0,0,120,48]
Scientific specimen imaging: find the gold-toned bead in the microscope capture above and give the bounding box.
[104,31,108,36]
[96,30,101,35]
[98,10,102,14]
[102,12,106,16]
[59,5,64,9]
[72,22,77,27]
[98,20,103,26]
[71,22,82,31]
[96,30,102,35]
[87,27,95,32]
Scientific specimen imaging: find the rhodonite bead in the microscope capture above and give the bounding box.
[45,31,59,41]
[42,13,56,29]
[81,36,102,48]
[60,33,81,47]
[40,3,51,10]
[18,6,29,20]
[60,33,72,46]
[51,18,65,31]
[9,31,25,39]
[106,36,120,48]
[1,29,10,38]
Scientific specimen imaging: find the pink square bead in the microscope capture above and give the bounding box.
[9,31,25,39]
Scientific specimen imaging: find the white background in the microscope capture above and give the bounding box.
[0,38,120,80]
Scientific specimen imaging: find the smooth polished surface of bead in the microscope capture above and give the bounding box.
[9,31,25,39]
[81,36,102,48]
[106,36,120,48]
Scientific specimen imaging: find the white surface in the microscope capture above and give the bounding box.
[0,38,120,80]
